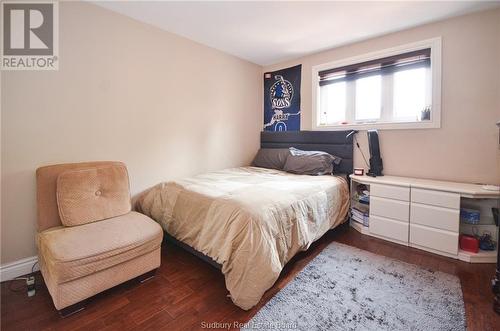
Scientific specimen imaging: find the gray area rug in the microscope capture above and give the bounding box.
[244,243,465,331]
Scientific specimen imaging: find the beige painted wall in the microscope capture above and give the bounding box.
[1,2,262,264]
[264,9,500,185]
[2,4,499,266]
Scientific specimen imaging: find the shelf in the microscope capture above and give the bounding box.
[458,248,497,263]
[350,219,370,235]
[461,219,496,226]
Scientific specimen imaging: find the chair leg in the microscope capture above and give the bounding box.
[138,268,157,283]
[58,300,86,318]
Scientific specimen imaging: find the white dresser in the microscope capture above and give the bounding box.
[350,175,500,263]
[369,183,410,246]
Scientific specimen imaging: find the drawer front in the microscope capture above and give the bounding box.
[411,188,460,209]
[410,224,458,255]
[371,184,410,201]
[370,215,409,244]
[410,203,459,232]
[370,196,409,222]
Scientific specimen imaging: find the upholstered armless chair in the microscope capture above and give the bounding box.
[36,161,163,316]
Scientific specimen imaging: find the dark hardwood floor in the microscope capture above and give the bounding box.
[2,224,499,331]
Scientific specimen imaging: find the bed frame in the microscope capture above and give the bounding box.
[163,232,222,269]
[165,130,354,269]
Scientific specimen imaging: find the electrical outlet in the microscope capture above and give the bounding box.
[26,276,35,297]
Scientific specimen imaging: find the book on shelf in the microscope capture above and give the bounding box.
[352,191,370,205]
[351,206,369,226]
[351,201,369,214]
[351,209,368,218]
[351,214,369,227]
[353,195,370,205]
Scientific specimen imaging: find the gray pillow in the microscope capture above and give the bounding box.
[283,147,342,175]
[251,148,290,170]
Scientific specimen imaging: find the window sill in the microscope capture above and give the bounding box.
[313,120,440,131]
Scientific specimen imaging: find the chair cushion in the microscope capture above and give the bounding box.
[37,212,163,284]
[57,164,131,226]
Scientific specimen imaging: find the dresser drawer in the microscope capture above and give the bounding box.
[370,215,408,244]
[371,184,410,201]
[411,188,460,209]
[410,224,458,255]
[410,203,459,232]
[370,196,409,222]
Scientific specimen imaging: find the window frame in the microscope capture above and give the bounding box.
[311,37,442,131]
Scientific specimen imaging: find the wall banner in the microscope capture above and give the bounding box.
[263,64,301,131]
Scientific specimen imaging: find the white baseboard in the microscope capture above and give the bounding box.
[0,256,39,282]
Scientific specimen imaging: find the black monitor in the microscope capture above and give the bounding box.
[367,130,383,177]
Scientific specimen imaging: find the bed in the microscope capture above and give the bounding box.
[137,131,353,310]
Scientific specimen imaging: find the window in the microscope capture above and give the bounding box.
[319,81,346,124]
[393,67,427,121]
[355,75,381,121]
[313,38,441,130]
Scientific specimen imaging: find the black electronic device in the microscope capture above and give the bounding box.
[367,130,383,177]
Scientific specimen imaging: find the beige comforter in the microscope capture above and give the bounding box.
[137,166,349,310]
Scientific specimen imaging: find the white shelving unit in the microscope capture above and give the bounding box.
[458,249,497,263]
[350,174,500,263]
[458,197,499,263]
[349,179,370,235]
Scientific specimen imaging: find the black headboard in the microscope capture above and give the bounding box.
[260,131,354,174]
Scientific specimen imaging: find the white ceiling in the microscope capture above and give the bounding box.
[95,1,500,66]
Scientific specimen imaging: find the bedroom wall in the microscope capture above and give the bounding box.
[1,2,262,264]
[264,9,500,185]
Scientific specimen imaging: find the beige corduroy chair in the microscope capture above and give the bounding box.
[36,161,163,316]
